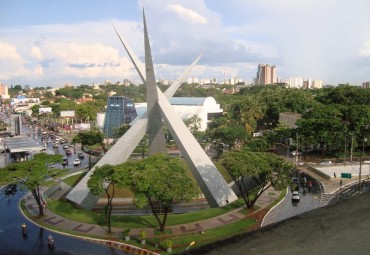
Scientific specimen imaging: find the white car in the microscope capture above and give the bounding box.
[290,151,301,156]
[292,191,300,202]
[319,161,332,166]
[363,159,370,164]
[73,159,81,166]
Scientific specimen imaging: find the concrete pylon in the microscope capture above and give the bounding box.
[66,11,237,209]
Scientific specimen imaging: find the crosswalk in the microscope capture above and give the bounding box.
[320,193,336,206]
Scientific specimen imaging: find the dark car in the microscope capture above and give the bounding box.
[78,152,85,159]
[62,158,68,167]
[5,184,17,195]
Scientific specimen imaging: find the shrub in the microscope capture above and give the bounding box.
[139,230,147,240]
[165,239,173,248]
[122,228,130,237]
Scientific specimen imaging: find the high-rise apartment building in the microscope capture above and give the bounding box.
[103,96,137,139]
[256,64,277,85]
[0,83,9,97]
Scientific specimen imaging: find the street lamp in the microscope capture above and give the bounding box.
[358,125,369,193]
[344,129,347,160]
[185,241,196,254]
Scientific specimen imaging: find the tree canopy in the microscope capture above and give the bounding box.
[220,150,293,209]
[0,153,63,216]
[129,154,200,231]
[88,164,131,233]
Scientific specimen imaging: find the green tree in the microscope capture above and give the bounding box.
[296,104,343,154]
[73,130,105,169]
[113,124,131,142]
[183,114,202,134]
[220,150,293,209]
[130,154,200,232]
[87,164,131,233]
[211,125,247,150]
[1,153,62,217]
[229,96,265,135]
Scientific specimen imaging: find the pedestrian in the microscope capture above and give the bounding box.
[340,180,343,186]
[334,172,336,178]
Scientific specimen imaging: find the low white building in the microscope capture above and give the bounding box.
[134,97,223,132]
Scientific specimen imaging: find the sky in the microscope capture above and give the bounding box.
[1,0,370,88]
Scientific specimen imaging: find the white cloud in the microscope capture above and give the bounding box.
[1,0,370,86]
[359,41,370,57]
[0,41,33,80]
[31,46,43,60]
[166,4,207,24]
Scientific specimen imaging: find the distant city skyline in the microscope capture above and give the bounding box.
[1,0,369,87]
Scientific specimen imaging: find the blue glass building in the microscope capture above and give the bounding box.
[103,96,137,139]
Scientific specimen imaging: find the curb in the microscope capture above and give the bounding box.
[20,194,160,255]
[260,187,288,227]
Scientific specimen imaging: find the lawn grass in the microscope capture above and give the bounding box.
[63,172,86,187]
[46,197,247,229]
[166,217,257,253]
[27,189,285,254]
[30,198,265,254]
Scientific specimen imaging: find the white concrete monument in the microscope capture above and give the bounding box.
[66,11,237,209]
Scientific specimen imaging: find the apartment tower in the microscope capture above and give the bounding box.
[256,64,277,85]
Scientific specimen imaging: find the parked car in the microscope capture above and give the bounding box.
[73,159,81,166]
[319,161,332,166]
[363,159,370,164]
[4,184,17,195]
[78,152,85,159]
[292,191,300,202]
[290,151,301,156]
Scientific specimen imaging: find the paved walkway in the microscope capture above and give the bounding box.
[23,165,360,254]
[22,185,281,253]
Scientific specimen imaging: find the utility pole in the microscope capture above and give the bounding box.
[344,130,347,160]
[350,133,354,162]
[359,127,368,193]
[296,132,299,166]
[359,155,362,193]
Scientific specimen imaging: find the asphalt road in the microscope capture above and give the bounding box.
[23,125,89,170]
[262,176,321,226]
[0,187,127,255]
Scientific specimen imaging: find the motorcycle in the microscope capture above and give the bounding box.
[21,224,28,239]
[47,235,55,249]
[21,224,27,234]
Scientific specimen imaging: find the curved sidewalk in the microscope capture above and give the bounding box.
[22,186,281,252]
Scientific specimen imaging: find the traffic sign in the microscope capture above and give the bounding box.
[341,173,352,178]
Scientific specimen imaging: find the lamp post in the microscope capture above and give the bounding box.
[295,132,299,167]
[359,125,369,193]
[185,241,196,254]
[344,129,347,160]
